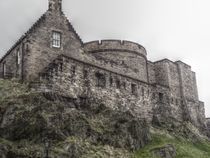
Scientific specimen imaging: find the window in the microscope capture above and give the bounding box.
[152,93,156,100]
[71,66,76,76]
[131,84,137,95]
[142,87,144,97]
[60,63,63,72]
[3,62,6,77]
[95,72,106,88]
[116,79,120,89]
[122,82,126,89]
[171,98,174,104]
[181,100,184,105]
[83,69,88,78]
[159,93,164,102]
[52,31,61,48]
[55,65,58,76]
[110,77,113,86]
[16,49,21,65]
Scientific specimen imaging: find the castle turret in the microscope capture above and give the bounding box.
[49,0,62,12]
[84,40,148,82]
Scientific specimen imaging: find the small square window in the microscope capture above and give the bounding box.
[52,31,61,48]
[131,84,137,95]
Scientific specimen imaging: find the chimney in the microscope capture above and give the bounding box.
[48,0,62,12]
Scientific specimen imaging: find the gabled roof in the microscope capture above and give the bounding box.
[0,10,83,63]
[0,12,47,63]
[62,11,83,45]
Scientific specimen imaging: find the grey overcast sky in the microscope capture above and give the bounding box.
[0,0,210,116]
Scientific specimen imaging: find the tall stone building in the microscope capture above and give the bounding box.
[0,0,206,129]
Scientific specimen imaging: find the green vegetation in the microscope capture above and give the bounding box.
[132,128,210,158]
[0,79,29,100]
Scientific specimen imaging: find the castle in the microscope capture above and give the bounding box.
[0,0,206,129]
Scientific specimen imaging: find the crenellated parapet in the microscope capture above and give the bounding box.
[84,40,147,57]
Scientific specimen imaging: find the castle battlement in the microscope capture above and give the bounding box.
[84,40,147,57]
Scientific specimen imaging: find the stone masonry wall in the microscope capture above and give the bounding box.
[31,54,205,126]
[147,61,156,84]
[84,40,147,56]
[176,61,199,101]
[84,40,148,82]
[167,61,182,98]
[145,59,204,127]
[23,10,84,81]
[186,100,206,129]
[33,55,156,121]
[0,41,25,79]
[154,60,170,87]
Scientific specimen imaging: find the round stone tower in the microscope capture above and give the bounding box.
[84,40,148,82]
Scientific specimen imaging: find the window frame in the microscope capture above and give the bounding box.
[159,93,164,102]
[16,49,21,65]
[71,65,76,76]
[116,79,121,89]
[109,77,113,86]
[52,31,61,48]
[95,72,106,88]
[131,83,137,95]
[3,61,6,77]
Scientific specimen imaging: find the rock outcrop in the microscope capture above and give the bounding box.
[151,144,176,158]
[0,80,150,157]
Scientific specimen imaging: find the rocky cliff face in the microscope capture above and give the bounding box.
[0,79,150,158]
[0,79,209,158]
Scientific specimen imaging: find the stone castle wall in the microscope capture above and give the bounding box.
[0,0,206,130]
[147,61,156,84]
[84,40,148,82]
[176,61,199,101]
[31,55,168,122]
[84,40,147,56]
[29,54,205,129]
[0,40,25,79]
